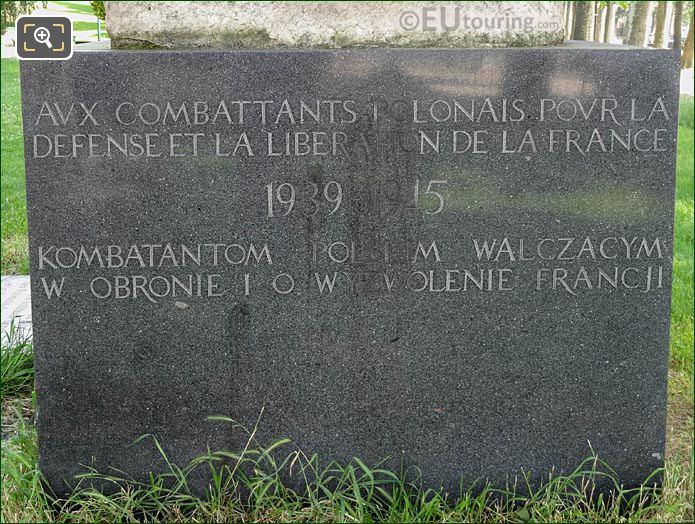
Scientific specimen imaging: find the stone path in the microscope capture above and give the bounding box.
[1,276,32,339]
[682,68,694,96]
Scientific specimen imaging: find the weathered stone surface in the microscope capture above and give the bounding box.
[21,46,679,496]
[103,1,565,49]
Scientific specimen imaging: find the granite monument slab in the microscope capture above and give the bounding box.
[20,47,680,496]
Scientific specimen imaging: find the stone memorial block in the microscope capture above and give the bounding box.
[21,47,680,496]
[104,1,564,49]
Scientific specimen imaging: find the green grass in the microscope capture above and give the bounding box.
[0,61,692,521]
[1,416,691,523]
[72,20,107,34]
[679,95,695,131]
[0,322,33,399]
[1,58,28,274]
[72,20,96,31]
[51,1,98,16]
[666,97,694,494]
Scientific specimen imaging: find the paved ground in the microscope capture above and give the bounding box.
[682,68,694,96]
[1,276,32,338]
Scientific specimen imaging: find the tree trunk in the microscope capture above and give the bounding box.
[628,1,653,46]
[594,2,605,41]
[682,14,694,69]
[666,2,674,44]
[565,1,575,38]
[604,1,616,43]
[572,1,594,40]
[654,1,668,48]
[624,2,636,43]
[673,1,683,49]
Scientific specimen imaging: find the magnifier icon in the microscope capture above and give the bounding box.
[33,26,52,48]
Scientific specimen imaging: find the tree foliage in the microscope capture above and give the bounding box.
[1,1,47,30]
[90,1,105,21]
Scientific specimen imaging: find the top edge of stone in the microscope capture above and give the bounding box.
[70,41,678,54]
